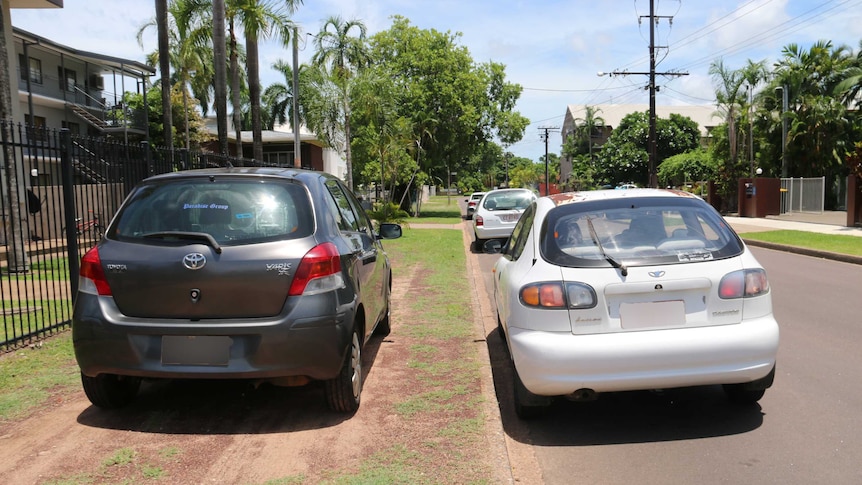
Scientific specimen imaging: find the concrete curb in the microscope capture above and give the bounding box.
[742,238,862,265]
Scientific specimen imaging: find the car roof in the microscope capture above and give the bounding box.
[142,166,329,183]
[544,188,702,207]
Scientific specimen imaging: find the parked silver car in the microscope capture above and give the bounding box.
[73,167,402,413]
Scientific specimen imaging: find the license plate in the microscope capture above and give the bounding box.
[620,300,685,329]
[500,213,520,222]
[162,335,232,366]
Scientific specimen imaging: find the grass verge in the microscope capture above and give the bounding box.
[0,330,78,421]
[741,230,862,256]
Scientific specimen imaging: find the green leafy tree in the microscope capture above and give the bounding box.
[123,87,207,149]
[365,17,527,194]
[594,111,700,186]
[657,148,717,188]
[311,15,370,188]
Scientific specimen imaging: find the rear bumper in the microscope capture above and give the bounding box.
[73,293,353,381]
[473,224,513,241]
[509,315,779,396]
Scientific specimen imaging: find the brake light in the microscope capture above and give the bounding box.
[475,215,484,226]
[719,269,769,299]
[520,282,596,309]
[79,247,112,296]
[288,242,345,296]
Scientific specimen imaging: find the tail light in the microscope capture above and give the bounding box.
[475,215,484,226]
[79,247,112,296]
[719,269,769,299]
[520,282,596,309]
[288,242,345,296]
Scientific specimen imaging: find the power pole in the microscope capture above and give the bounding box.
[539,126,559,195]
[601,0,687,187]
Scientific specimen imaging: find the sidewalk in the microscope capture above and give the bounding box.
[724,212,862,265]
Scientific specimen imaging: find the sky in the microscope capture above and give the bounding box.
[11,0,862,161]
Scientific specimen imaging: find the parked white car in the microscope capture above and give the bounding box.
[471,188,536,250]
[464,191,486,220]
[490,189,779,418]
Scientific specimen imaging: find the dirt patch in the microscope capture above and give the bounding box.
[0,228,516,485]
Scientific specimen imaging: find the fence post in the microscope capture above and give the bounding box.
[142,140,153,176]
[60,128,80,302]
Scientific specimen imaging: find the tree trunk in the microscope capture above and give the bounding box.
[155,0,173,150]
[229,17,243,159]
[344,99,353,188]
[212,0,229,156]
[246,30,263,161]
[0,3,29,271]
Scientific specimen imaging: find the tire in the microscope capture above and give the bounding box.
[81,372,141,409]
[325,328,362,413]
[471,238,483,253]
[374,291,392,337]
[496,312,506,341]
[723,366,774,404]
[512,363,552,419]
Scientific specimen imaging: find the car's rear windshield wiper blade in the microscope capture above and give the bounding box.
[585,217,627,277]
[143,231,222,254]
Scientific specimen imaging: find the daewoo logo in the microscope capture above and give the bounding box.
[648,270,666,278]
[183,253,207,270]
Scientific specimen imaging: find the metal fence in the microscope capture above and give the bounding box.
[780,177,825,214]
[0,122,260,352]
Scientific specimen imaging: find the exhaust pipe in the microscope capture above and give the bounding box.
[566,388,598,401]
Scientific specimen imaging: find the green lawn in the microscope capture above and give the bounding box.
[410,195,463,224]
[741,230,862,256]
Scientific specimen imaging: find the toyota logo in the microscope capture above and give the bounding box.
[183,253,207,270]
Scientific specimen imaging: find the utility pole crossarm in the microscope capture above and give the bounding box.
[599,0,688,188]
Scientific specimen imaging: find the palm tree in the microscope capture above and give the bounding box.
[575,106,605,165]
[262,59,309,130]
[212,0,229,155]
[230,0,302,161]
[709,59,746,172]
[155,0,173,149]
[139,0,211,149]
[312,16,370,188]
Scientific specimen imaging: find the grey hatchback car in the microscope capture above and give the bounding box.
[73,167,401,413]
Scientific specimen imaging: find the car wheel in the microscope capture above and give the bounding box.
[512,363,552,419]
[471,238,483,252]
[325,328,362,413]
[723,385,766,404]
[81,372,141,409]
[496,312,506,341]
[723,366,774,404]
[375,279,392,336]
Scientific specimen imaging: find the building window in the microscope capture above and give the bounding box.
[264,151,293,166]
[62,120,81,135]
[18,54,42,84]
[58,67,77,92]
[25,115,47,142]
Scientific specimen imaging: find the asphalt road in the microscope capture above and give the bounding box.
[470,233,862,484]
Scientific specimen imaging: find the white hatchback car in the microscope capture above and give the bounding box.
[472,188,536,250]
[491,189,779,418]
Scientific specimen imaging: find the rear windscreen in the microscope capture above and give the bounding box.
[111,178,314,245]
[541,198,743,268]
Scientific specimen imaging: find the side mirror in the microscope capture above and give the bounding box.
[377,223,403,239]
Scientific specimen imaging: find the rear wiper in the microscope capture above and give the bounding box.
[585,217,627,277]
[143,231,222,254]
